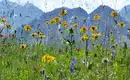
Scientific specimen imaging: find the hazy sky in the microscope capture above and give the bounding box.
[1,0,130,13]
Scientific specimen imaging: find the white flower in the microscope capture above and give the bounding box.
[102,58,109,64]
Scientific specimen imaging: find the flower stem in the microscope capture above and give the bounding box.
[70,34,73,58]
[85,40,88,57]
[85,39,88,65]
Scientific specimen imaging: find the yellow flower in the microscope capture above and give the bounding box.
[93,14,101,20]
[61,21,69,27]
[45,20,49,24]
[49,19,56,24]
[73,22,78,28]
[54,17,61,23]
[80,25,87,33]
[111,11,118,18]
[20,44,27,49]
[30,32,37,37]
[6,24,13,29]
[81,34,89,41]
[49,17,61,24]
[92,32,101,39]
[39,34,46,39]
[59,9,68,16]
[24,25,32,31]
[118,22,125,28]
[37,30,42,35]
[90,26,98,33]
[42,54,55,63]
[1,17,7,23]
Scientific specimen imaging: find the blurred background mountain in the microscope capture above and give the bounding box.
[0,0,130,47]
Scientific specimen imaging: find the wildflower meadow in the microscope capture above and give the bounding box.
[0,5,130,80]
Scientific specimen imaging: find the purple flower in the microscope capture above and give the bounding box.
[70,58,76,75]
[72,58,76,64]
[71,63,75,69]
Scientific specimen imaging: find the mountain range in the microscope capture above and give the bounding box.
[0,0,43,29]
[0,0,130,47]
[119,5,130,23]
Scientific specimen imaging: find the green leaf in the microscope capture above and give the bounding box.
[71,40,75,45]
[69,28,74,34]
[2,59,4,66]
